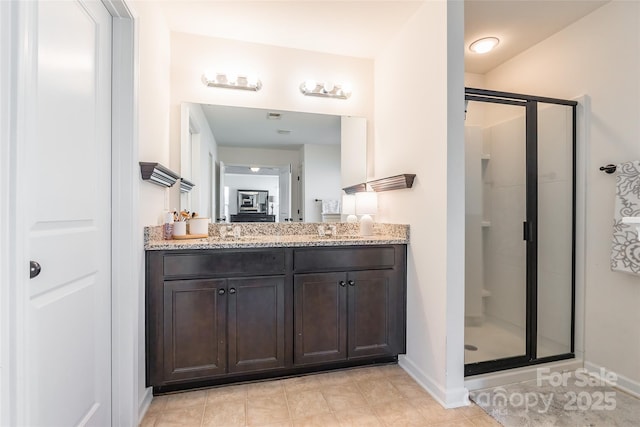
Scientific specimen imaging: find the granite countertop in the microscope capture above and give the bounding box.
[144,223,409,250]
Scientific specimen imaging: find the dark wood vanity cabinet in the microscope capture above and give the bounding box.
[293,247,405,366]
[146,249,289,390]
[157,275,286,384]
[161,278,227,382]
[146,245,405,393]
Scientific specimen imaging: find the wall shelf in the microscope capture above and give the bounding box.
[343,174,416,194]
[139,162,180,188]
[180,178,195,193]
[342,183,368,195]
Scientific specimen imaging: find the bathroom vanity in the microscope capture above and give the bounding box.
[145,224,408,394]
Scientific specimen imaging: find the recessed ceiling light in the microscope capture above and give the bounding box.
[469,37,500,54]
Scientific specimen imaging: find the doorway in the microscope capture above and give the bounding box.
[464,88,577,376]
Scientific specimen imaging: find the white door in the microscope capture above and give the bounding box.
[22,1,112,425]
[218,161,227,221]
[278,164,292,221]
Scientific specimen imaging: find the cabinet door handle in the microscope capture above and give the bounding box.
[339,281,346,287]
[229,288,236,294]
[348,280,355,286]
[218,289,226,295]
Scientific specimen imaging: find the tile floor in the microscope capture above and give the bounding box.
[140,364,501,427]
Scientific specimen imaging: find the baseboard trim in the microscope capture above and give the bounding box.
[584,361,640,399]
[399,355,469,408]
[138,386,153,424]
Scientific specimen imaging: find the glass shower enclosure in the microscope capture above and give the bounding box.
[464,88,577,376]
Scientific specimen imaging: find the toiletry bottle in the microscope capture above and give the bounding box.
[163,210,174,240]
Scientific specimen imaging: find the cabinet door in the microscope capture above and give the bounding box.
[294,272,347,365]
[163,279,227,381]
[347,270,398,358]
[227,276,286,373]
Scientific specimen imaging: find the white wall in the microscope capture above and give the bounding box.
[482,1,640,390]
[180,103,218,218]
[464,126,485,323]
[374,0,466,407]
[301,144,341,223]
[169,32,374,182]
[132,0,171,414]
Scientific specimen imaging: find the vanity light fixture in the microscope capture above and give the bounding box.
[201,71,262,91]
[469,37,500,54]
[300,80,352,99]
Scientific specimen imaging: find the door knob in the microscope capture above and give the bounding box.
[30,261,42,279]
[218,289,226,295]
[348,280,355,286]
[339,281,346,287]
[229,288,236,294]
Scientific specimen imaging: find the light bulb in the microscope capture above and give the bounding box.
[323,81,335,93]
[304,80,316,93]
[247,74,258,87]
[202,70,216,83]
[469,37,499,54]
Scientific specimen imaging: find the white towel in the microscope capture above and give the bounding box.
[321,199,340,214]
[611,161,640,275]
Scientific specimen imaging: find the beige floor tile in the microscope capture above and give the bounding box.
[387,375,433,400]
[321,383,368,412]
[348,366,387,382]
[292,413,340,427]
[165,390,207,410]
[202,400,245,426]
[146,396,169,416]
[372,399,427,426]
[206,384,248,404]
[429,419,477,427]
[455,403,488,419]
[246,395,290,426]
[467,414,503,427]
[358,378,404,405]
[287,389,331,419]
[333,406,383,427]
[314,370,354,388]
[139,414,158,427]
[155,406,204,426]
[248,380,286,399]
[411,397,468,424]
[377,364,408,378]
[250,421,292,427]
[282,374,322,394]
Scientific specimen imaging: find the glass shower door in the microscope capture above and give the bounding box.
[464,101,528,365]
[464,87,577,376]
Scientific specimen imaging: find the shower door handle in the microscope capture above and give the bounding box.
[523,221,532,242]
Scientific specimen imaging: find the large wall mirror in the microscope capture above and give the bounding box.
[180,103,366,223]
